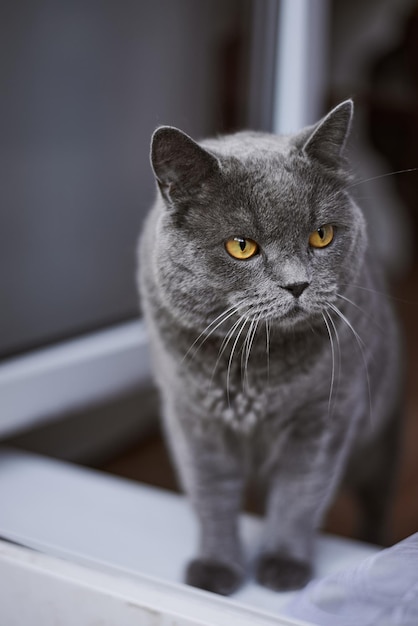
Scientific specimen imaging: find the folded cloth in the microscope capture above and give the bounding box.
[284,533,418,626]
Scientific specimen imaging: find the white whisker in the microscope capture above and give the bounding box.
[326,308,341,409]
[347,167,418,189]
[327,302,366,349]
[340,283,408,304]
[337,293,384,333]
[210,313,247,388]
[265,318,270,383]
[327,302,373,426]
[219,315,245,360]
[321,311,335,418]
[227,317,249,405]
[241,317,255,391]
[242,313,261,391]
[183,302,243,362]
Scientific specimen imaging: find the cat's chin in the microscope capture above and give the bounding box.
[273,304,318,331]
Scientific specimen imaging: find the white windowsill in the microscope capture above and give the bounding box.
[0,320,151,437]
[0,447,379,625]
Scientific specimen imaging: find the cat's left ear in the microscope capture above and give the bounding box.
[300,99,353,166]
[150,126,221,207]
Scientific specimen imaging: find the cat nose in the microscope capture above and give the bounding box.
[282,281,310,298]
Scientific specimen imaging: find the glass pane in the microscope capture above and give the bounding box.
[0,0,250,358]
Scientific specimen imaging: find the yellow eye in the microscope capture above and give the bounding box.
[309,224,334,248]
[225,237,259,260]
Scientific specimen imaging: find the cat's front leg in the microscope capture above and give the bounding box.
[185,460,245,596]
[163,404,246,595]
[256,418,353,591]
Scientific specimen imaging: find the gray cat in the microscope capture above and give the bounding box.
[138,100,402,595]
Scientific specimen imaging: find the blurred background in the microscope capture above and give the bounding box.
[1,0,418,545]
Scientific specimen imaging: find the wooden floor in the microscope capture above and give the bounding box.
[101,265,418,545]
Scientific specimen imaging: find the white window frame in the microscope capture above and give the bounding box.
[0,539,309,626]
[0,320,150,437]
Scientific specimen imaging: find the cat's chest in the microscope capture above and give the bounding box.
[197,382,269,433]
[182,337,321,433]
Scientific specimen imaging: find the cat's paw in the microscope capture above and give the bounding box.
[255,553,312,591]
[186,558,244,596]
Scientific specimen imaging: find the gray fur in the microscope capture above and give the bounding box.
[138,101,402,595]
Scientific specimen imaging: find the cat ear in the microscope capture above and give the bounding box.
[300,100,353,166]
[150,126,221,206]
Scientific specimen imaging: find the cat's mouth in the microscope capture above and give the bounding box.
[276,302,307,325]
[245,300,306,324]
[281,305,297,319]
[287,302,304,316]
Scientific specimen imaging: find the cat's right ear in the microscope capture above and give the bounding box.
[299,100,353,167]
[150,126,221,207]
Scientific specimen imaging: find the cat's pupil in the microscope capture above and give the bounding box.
[318,228,325,239]
[237,238,246,251]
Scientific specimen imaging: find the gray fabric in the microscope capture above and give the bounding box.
[285,533,418,625]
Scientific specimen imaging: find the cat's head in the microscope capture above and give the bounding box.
[149,100,367,332]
